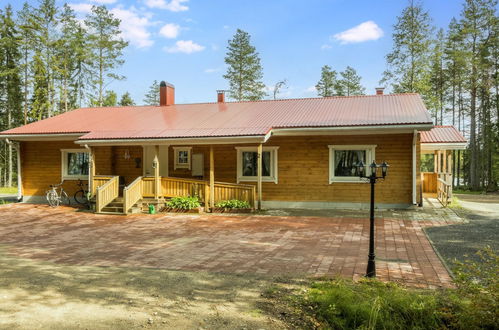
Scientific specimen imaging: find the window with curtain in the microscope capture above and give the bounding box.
[328,145,376,183]
[62,150,89,179]
[236,147,278,183]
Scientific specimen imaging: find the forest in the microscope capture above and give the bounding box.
[0,0,497,192]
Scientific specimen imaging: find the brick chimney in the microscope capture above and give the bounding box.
[375,87,385,95]
[159,81,175,106]
[217,90,225,103]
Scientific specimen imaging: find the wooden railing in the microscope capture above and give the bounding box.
[92,175,114,196]
[123,176,142,214]
[96,176,119,212]
[437,178,452,207]
[212,182,256,207]
[161,176,207,200]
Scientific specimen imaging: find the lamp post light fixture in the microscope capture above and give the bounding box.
[357,160,389,278]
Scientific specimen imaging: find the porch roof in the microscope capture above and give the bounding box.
[1,93,433,141]
[420,126,467,150]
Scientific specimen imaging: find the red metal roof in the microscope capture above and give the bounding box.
[420,126,466,144]
[1,93,433,140]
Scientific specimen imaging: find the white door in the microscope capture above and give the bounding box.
[143,146,168,177]
[192,153,204,177]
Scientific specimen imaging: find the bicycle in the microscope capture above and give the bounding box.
[74,179,90,207]
[46,182,70,207]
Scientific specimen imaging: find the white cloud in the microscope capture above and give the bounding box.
[145,0,188,11]
[69,3,93,14]
[305,86,316,93]
[164,40,205,54]
[321,44,332,50]
[88,0,117,4]
[223,25,230,29]
[204,68,219,73]
[159,23,180,38]
[332,21,383,44]
[110,6,154,48]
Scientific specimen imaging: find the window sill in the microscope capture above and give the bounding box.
[62,175,88,181]
[237,177,278,184]
[174,164,191,170]
[329,179,365,184]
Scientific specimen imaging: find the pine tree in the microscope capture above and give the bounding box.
[143,80,160,105]
[429,28,446,124]
[223,29,266,101]
[32,0,58,118]
[119,92,135,106]
[85,5,128,106]
[31,51,49,121]
[459,0,497,189]
[102,90,117,106]
[381,0,434,101]
[337,66,365,96]
[315,65,338,97]
[0,5,23,186]
[17,2,35,124]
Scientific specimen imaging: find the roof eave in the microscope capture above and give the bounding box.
[421,142,467,150]
[271,123,434,136]
[75,135,269,146]
[0,133,85,141]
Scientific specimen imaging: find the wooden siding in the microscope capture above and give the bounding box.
[21,141,112,197]
[21,133,421,205]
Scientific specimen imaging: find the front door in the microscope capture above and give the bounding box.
[143,146,168,177]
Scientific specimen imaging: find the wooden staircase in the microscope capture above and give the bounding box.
[98,197,125,215]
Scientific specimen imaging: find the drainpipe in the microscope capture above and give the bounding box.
[5,139,22,202]
[84,144,92,196]
[412,130,417,205]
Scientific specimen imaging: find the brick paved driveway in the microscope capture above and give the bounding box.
[0,204,454,288]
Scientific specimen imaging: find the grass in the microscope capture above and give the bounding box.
[453,189,485,195]
[448,196,464,210]
[0,186,16,194]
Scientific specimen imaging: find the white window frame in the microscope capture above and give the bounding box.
[61,149,90,180]
[236,146,279,184]
[328,145,376,183]
[173,146,192,170]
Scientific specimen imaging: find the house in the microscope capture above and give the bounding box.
[0,82,465,214]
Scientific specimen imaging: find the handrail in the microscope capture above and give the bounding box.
[123,176,142,214]
[96,176,119,212]
[437,178,452,207]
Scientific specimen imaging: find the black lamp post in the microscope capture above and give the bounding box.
[356,160,389,278]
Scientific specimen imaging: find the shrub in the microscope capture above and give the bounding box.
[215,199,251,209]
[165,196,200,210]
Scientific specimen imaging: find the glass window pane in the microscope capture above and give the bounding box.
[334,150,366,177]
[178,150,188,164]
[67,152,89,176]
[242,151,272,177]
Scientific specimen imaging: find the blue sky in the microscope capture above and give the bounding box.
[6,0,464,104]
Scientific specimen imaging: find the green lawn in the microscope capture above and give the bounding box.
[0,187,16,194]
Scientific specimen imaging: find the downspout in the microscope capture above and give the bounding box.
[5,139,22,202]
[84,144,92,197]
[412,130,417,205]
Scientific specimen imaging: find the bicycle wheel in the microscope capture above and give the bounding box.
[46,190,59,207]
[61,190,71,205]
[74,190,87,205]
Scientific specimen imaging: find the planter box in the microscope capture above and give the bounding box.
[160,206,204,214]
[211,207,253,213]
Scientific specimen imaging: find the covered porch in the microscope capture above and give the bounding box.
[86,143,264,214]
[420,126,467,207]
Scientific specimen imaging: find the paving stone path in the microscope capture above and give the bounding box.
[0,203,461,288]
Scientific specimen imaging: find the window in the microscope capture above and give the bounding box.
[236,146,279,183]
[328,145,376,183]
[61,149,89,180]
[173,147,192,170]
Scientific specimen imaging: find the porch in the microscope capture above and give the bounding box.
[86,145,261,215]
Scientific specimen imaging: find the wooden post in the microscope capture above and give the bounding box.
[154,145,160,199]
[443,150,447,175]
[257,143,262,210]
[88,146,95,196]
[434,150,438,173]
[209,146,215,210]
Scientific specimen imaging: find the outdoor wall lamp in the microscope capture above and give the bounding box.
[356,160,389,278]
